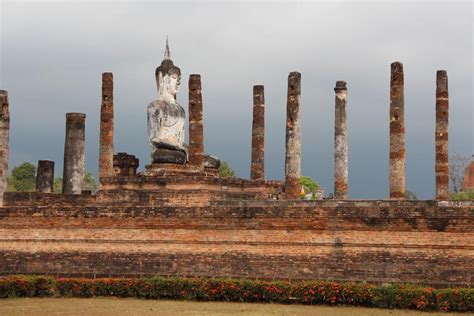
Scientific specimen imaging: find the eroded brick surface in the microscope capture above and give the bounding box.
[113,153,139,176]
[0,197,472,287]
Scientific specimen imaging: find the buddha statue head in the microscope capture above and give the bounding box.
[155,38,181,103]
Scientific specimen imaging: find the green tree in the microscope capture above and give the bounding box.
[53,177,63,193]
[300,176,319,199]
[7,162,36,192]
[219,161,235,178]
[84,171,98,193]
[450,189,474,200]
[405,190,417,200]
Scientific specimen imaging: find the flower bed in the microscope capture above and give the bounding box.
[0,276,472,312]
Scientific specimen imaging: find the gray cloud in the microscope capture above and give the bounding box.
[1,1,472,198]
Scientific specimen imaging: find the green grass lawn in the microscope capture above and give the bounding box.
[0,298,463,315]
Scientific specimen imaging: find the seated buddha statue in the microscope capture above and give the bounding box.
[147,41,187,164]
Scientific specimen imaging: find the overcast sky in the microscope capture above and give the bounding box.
[0,1,472,199]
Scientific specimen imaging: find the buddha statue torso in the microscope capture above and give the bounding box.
[147,44,187,164]
[147,98,186,151]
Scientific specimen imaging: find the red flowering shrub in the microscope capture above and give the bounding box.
[435,288,474,312]
[291,281,376,306]
[0,275,54,298]
[0,275,472,312]
[370,284,436,310]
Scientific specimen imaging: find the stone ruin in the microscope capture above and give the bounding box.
[0,43,472,287]
[463,156,474,191]
[0,47,456,202]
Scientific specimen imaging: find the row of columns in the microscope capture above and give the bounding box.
[97,72,207,176]
[34,112,86,195]
[0,92,85,195]
[36,73,100,194]
[388,64,449,200]
[0,64,452,201]
[50,65,454,199]
[38,72,112,194]
[26,67,452,200]
[251,64,450,200]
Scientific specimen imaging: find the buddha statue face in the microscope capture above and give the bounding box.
[156,63,181,104]
[161,71,180,97]
[155,38,182,102]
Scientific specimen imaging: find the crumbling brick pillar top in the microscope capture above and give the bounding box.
[36,160,54,193]
[113,152,139,176]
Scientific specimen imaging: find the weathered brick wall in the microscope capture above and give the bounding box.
[4,175,284,207]
[0,199,472,287]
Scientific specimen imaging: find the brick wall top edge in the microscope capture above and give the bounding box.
[1,204,472,217]
[100,175,284,187]
[3,191,473,208]
[210,199,474,207]
[3,192,97,203]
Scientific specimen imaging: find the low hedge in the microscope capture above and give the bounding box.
[0,275,472,312]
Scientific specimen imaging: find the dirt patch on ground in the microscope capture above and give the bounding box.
[0,298,461,316]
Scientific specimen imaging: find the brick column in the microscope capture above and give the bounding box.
[250,85,265,180]
[0,90,10,206]
[389,62,405,199]
[99,72,114,180]
[334,81,349,199]
[284,72,302,198]
[62,113,86,194]
[463,156,474,190]
[36,160,54,193]
[188,74,204,167]
[435,70,449,200]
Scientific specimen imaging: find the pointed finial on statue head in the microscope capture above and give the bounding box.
[164,36,171,60]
